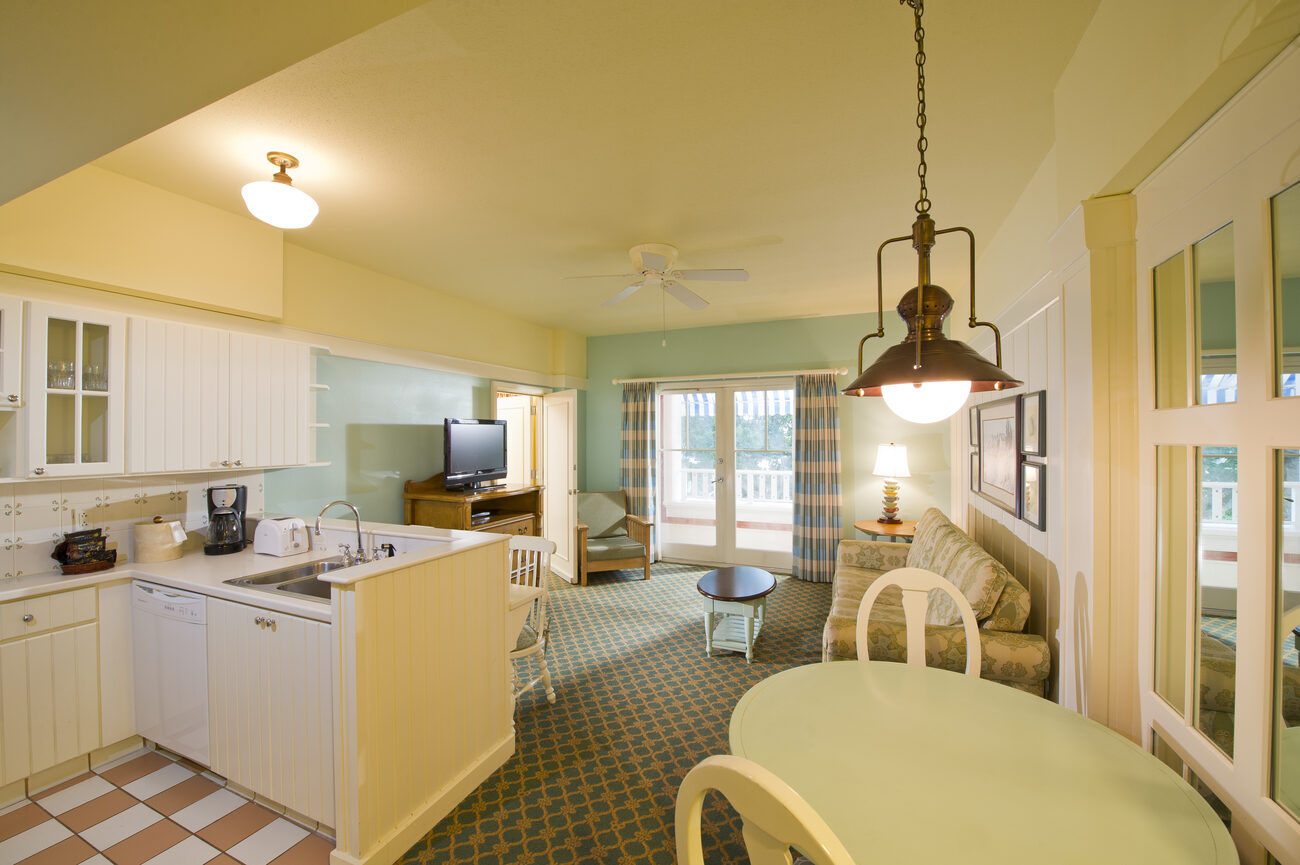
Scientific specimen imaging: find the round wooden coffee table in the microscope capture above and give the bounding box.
[696,566,777,663]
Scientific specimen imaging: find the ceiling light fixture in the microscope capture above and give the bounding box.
[843,0,1020,423]
[241,151,319,229]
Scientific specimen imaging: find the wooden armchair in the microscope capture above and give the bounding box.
[575,490,652,585]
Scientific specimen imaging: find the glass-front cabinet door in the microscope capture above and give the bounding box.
[25,301,125,477]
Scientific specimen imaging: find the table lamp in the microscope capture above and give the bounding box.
[872,443,910,524]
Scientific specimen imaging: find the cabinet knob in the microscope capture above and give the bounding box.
[265,618,276,629]
[234,459,244,467]
[221,460,232,468]
[6,394,16,403]
[21,613,34,623]
[33,467,45,476]
[254,616,265,626]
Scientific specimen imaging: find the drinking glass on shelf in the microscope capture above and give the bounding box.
[48,361,75,389]
[83,363,106,391]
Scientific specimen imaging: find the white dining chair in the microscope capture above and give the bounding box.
[855,566,982,678]
[508,534,557,704]
[676,754,856,865]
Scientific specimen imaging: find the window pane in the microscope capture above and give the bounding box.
[1154,252,1190,409]
[1275,181,1300,397]
[1155,445,1193,716]
[1274,449,1300,817]
[1198,445,1238,757]
[1194,224,1236,405]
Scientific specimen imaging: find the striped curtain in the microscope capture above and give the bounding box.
[619,382,658,558]
[792,373,842,582]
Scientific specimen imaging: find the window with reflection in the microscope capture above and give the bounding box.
[1154,252,1190,409]
[1273,449,1300,817]
[1275,182,1300,397]
[1194,225,1236,405]
[1198,446,1238,757]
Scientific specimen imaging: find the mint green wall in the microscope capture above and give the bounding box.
[265,356,492,524]
[585,313,953,537]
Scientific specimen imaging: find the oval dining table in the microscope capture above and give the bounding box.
[729,661,1237,864]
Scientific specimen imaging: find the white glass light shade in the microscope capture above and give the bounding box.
[873,443,910,478]
[881,380,972,424]
[241,179,319,229]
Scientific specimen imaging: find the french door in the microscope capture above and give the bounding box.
[658,383,794,571]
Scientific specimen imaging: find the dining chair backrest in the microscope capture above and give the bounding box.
[855,566,981,678]
[509,534,553,591]
[676,755,856,865]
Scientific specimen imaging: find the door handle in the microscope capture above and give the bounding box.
[712,477,724,484]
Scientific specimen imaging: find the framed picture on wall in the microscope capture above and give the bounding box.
[970,451,980,493]
[1020,390,1046,456]
[969,406,979,447]
[976,395,1019,515]
[1021,460,1045,530]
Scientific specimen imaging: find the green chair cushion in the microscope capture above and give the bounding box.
[577,491,630,538]
[586,535,646,562]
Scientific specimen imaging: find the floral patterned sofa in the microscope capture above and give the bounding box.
[822,507,1052,696]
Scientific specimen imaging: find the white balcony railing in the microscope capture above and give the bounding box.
[680,468,792,503]
[1202,481,1300,527]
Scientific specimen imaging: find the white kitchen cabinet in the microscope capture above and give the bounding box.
[127,317,312,473]
[208,598,334,826]
[25,301,126,478]
[0,295,23,408]
[0,622,100,786]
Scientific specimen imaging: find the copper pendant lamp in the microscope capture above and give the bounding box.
[844,0,1020,423]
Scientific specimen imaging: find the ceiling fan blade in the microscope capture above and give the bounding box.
[563,272,638,280]
[671,268,749,282]
[602,282,645,307]
[640,251,668,272]
[663,280,709,310]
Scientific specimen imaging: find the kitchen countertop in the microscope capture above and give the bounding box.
[0,517,507,623]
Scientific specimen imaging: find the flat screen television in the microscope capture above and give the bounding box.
[443,418,508,490]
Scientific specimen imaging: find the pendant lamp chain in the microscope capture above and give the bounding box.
[909,0,931,216]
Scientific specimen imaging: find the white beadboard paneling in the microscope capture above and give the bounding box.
[334,543,510,863]
[98,581,135,745]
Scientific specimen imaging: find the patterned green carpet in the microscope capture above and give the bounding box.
[397,561,832,864]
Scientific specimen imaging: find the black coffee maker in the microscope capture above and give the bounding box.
[204,485,248,555]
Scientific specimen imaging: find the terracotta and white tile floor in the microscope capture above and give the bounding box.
[0,751,331,865]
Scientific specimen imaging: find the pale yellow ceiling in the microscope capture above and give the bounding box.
[92,0,1098,337]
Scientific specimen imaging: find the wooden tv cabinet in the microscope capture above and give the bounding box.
[403,473,544,536]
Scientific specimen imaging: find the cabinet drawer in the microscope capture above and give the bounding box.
[1,587,97,640]
[481,515,535,536]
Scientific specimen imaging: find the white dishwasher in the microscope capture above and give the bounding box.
[132,581,210,765]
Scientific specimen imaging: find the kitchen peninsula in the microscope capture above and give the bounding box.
[0,519,513,865]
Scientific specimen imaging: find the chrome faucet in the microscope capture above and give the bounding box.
[316,500,367,564]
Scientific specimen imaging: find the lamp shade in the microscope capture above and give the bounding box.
[241,179,319,229]
[872,443,910,478]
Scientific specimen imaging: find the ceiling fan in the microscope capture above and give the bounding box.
[566,243,749,310]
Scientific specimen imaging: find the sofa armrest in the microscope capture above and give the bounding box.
[836,539,911,572]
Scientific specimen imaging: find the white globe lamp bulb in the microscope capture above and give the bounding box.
[881,380,972,424]
[241,152,318,229]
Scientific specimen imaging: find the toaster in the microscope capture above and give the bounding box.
[253,517,309,556]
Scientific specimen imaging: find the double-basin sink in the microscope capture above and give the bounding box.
[223,557,349,603]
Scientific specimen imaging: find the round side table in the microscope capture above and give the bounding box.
[696,566,777,663]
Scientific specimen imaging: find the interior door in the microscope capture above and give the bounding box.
[659,384,794,571]
[542,389,577,582]
[495,394,535,487]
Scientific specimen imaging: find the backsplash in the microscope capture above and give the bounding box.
[0,471,264,579]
